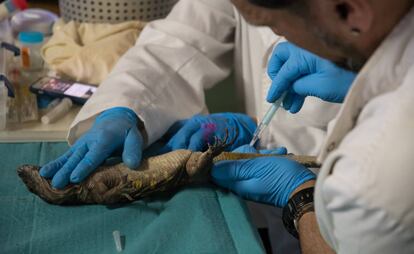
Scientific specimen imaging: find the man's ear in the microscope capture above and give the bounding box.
[334,0,374,34]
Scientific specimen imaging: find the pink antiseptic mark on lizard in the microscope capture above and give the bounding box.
[201,123,217,142]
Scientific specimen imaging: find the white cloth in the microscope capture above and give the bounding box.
[67,0,339,157]
[42,20,146,85]
[315,7,414,253]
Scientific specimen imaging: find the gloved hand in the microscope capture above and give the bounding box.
[267,41,356,113]
[232,144,288,155]
[211,149,315,207]
[160,113,256,153]
[40,107,143,189]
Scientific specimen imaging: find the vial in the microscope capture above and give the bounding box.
[17,31,44,71]
[41,98,73,125]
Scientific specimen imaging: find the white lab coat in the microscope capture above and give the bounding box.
[315,7,414,253]
[67,0,339,157]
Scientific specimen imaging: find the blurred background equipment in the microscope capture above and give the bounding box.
[0,42,20,130]
[11,8,58,37]
[41,20,146,85]
[0,0,240,141]
[17,31,44,71]
[59,0,179,23]
[0,0,28,21]
[0,0,28,43]
[41,97,72,125]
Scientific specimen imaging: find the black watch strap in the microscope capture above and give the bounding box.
[282,187,315,238]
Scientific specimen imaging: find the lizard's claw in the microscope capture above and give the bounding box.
[207,128,238,157]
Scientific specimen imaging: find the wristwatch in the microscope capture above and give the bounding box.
[282,187,315,238]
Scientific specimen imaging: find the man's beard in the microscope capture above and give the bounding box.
[311,26,367,72]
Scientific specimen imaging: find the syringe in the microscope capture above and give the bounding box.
[249,92,287,147]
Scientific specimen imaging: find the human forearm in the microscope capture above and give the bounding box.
[291,182,335,254]
[298,212,334,254]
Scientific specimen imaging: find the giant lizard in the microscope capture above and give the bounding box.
[17,135,320,205]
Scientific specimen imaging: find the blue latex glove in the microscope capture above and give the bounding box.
[267,42,356,113]
[160,113,256,153]
[211,147,315,207]
[233,144,288,155]
[40,107,143,189]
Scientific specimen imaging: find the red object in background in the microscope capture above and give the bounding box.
[12,0,28,10]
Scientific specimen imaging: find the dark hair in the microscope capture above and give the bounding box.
[247,0,297,8]
[247,0,308,15]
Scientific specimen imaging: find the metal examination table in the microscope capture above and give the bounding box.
[0,142,264,254]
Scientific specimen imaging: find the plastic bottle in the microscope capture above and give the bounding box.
[0,0,28,128]
[0,19,13,45]
[0,0,27,43]
[0,74,15,129]
[17,31,45,71]
[11,8,58,37]
[0,43,19,129]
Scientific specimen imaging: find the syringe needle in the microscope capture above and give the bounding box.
[249,92,287,147]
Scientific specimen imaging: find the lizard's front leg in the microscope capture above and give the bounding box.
[185,132,234,183]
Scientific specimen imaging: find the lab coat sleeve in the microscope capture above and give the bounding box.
[315,77,414,253]
[316,156,414,254]
[67,0,236,145]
